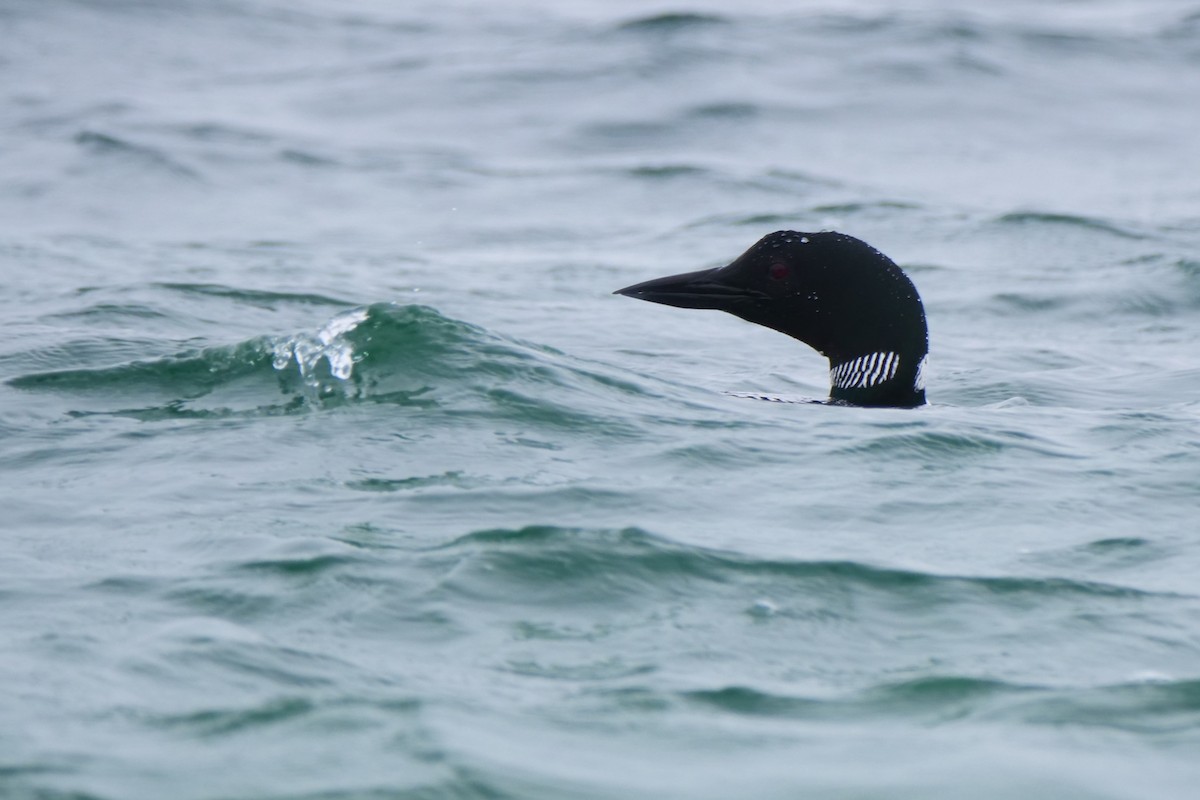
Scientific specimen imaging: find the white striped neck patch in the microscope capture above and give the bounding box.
[914,354,928,392]
[830,351,900,390]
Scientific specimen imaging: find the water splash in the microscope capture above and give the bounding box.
[271,306,369,390]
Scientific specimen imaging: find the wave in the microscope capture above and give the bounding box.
[74,130,201,180]
[671,675,1200,732]
[991,210,1149,240]
[615,13,728,34]
[89,522,1199,753]
[410,526,1197,735]
[427,525,1164,608]
[148,283,355,308]
[7,304,652,424]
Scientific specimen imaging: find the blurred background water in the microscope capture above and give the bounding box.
[2,1,1200,798]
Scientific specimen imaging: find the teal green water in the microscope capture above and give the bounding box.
[3,2,1200,798]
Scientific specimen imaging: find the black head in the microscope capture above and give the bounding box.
[614,231,929,408]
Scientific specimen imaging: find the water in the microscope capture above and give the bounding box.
[3,1,1200,797]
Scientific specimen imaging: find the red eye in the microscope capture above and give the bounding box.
[768,262,789,281]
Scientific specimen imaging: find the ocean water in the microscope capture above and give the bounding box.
[3,0,1200,797]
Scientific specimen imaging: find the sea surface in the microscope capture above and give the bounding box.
[3,1,1200,798]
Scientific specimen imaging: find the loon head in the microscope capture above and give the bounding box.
[614,231,929,408]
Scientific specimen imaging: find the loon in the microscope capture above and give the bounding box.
[614,231,928,408]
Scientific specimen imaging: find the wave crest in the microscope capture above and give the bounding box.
[8,304,647,423]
